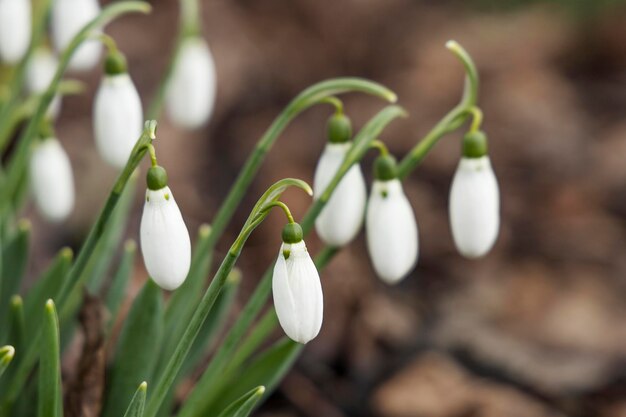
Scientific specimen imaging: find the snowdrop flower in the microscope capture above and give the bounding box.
[51,0,101,71]
[449,131,500,258]
[29,136,75,222]
[273,222,323,344]
[26,48,62,119]
[0,0,31,63]
[314,114,366,246]
[166,36,216,129]
[140,164,191,290]
[93,50,143,168]
[366,154,418,284]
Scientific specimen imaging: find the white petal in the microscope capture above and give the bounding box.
[314,143,367,246]
[449,156,500,258]
[140,186,192,290]
[166,37,217,129]
[26,49,63,119]
[93,74,144,168]
[51,0,101,71]
[29,138,75,222]
[366,179,419,284]
[0,0,31,63]
[272,241,323,344]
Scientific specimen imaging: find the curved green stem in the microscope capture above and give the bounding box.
[370,139,389,156]
[263,201,295,224]
[468,106,483,133]
[0,1,151,214]
[319,96,344,114]
[97,33,120,54]
[143,179,312,417]
[148,144,158,167]
[396,40,479,178]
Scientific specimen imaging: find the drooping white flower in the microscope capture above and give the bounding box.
[366,178,419,284]
[0,0,31,63]
[140,168,191,291]
[25,48,62,119]
[314,142,366,246]
[29,138,75,222]
[273,224,323,344]
[93,73,143,168]
[449,156,500,258]
[51,0,101,71]
[166,36,217,129]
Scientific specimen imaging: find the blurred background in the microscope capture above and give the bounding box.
[22,0,626,415]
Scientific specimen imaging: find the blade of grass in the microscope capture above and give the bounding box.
[122,382,147,417]
[38,300,62,417]
[104,239,136,331]
[216,386,265,417]
[0,346,15,380]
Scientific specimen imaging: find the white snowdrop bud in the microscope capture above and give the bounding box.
[366,155,419,284]
[449,131,500,258]
[314,143,366,247]
[29,137,75,222]
[273,223,323,344]
[93,52,143,168]
[166,37,217,129]
[51,0,101,71]
[25,48,63,119]
[0,0,31,63]
[140,166,191,291]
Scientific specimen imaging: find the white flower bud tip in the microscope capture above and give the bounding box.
[0,0,31,63]
[449,156,500,258]
[140,186,191,291]
[51,0,101,71]
[366,179,419,284]
[166,37,217,129]
[94,73,144,168]
[29,138,75,223]
[314,143,367,247]
[272,240,323,344]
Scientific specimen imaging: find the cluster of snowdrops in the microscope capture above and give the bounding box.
[0,0,499,415]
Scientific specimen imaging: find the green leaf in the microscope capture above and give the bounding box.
[211,338,301,415]
[23,248,73,341]
[101,280,163,417]
[216,386,265,417]
[6,296,25,361]
[0,220,30,341]
[0,346,15,380]
[122,382,147,417]
[38,300,62,417]
[105,239,136,330]
[82,172,137,293]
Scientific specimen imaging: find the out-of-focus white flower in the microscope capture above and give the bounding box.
[25,48,62,119]
[29,138,75,222]
[449,156,500,258]
[51,0,101,71]
[313,142,366,246]
[0,0,31,63]
[140,177,191,291]
[366,178,419,284]
[93,73,143,168]
[272,235,323,344]
[166,37,216,129]
[273,223,323,344]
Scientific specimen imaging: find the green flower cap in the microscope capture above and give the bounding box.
[373,154,398,181]
[327,113,352,144]
[281,222,303,244]
[462,130,488,158]
[147,165,168,190]
[104,49,128,75]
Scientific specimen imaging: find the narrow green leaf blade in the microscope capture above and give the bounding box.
[122,382,147,417]
[0,346,15,379]
[216,386,265,417]
[0,220,31,340]
[38,300,62,417]
[105,239,136,330]
[101,280,163,417]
